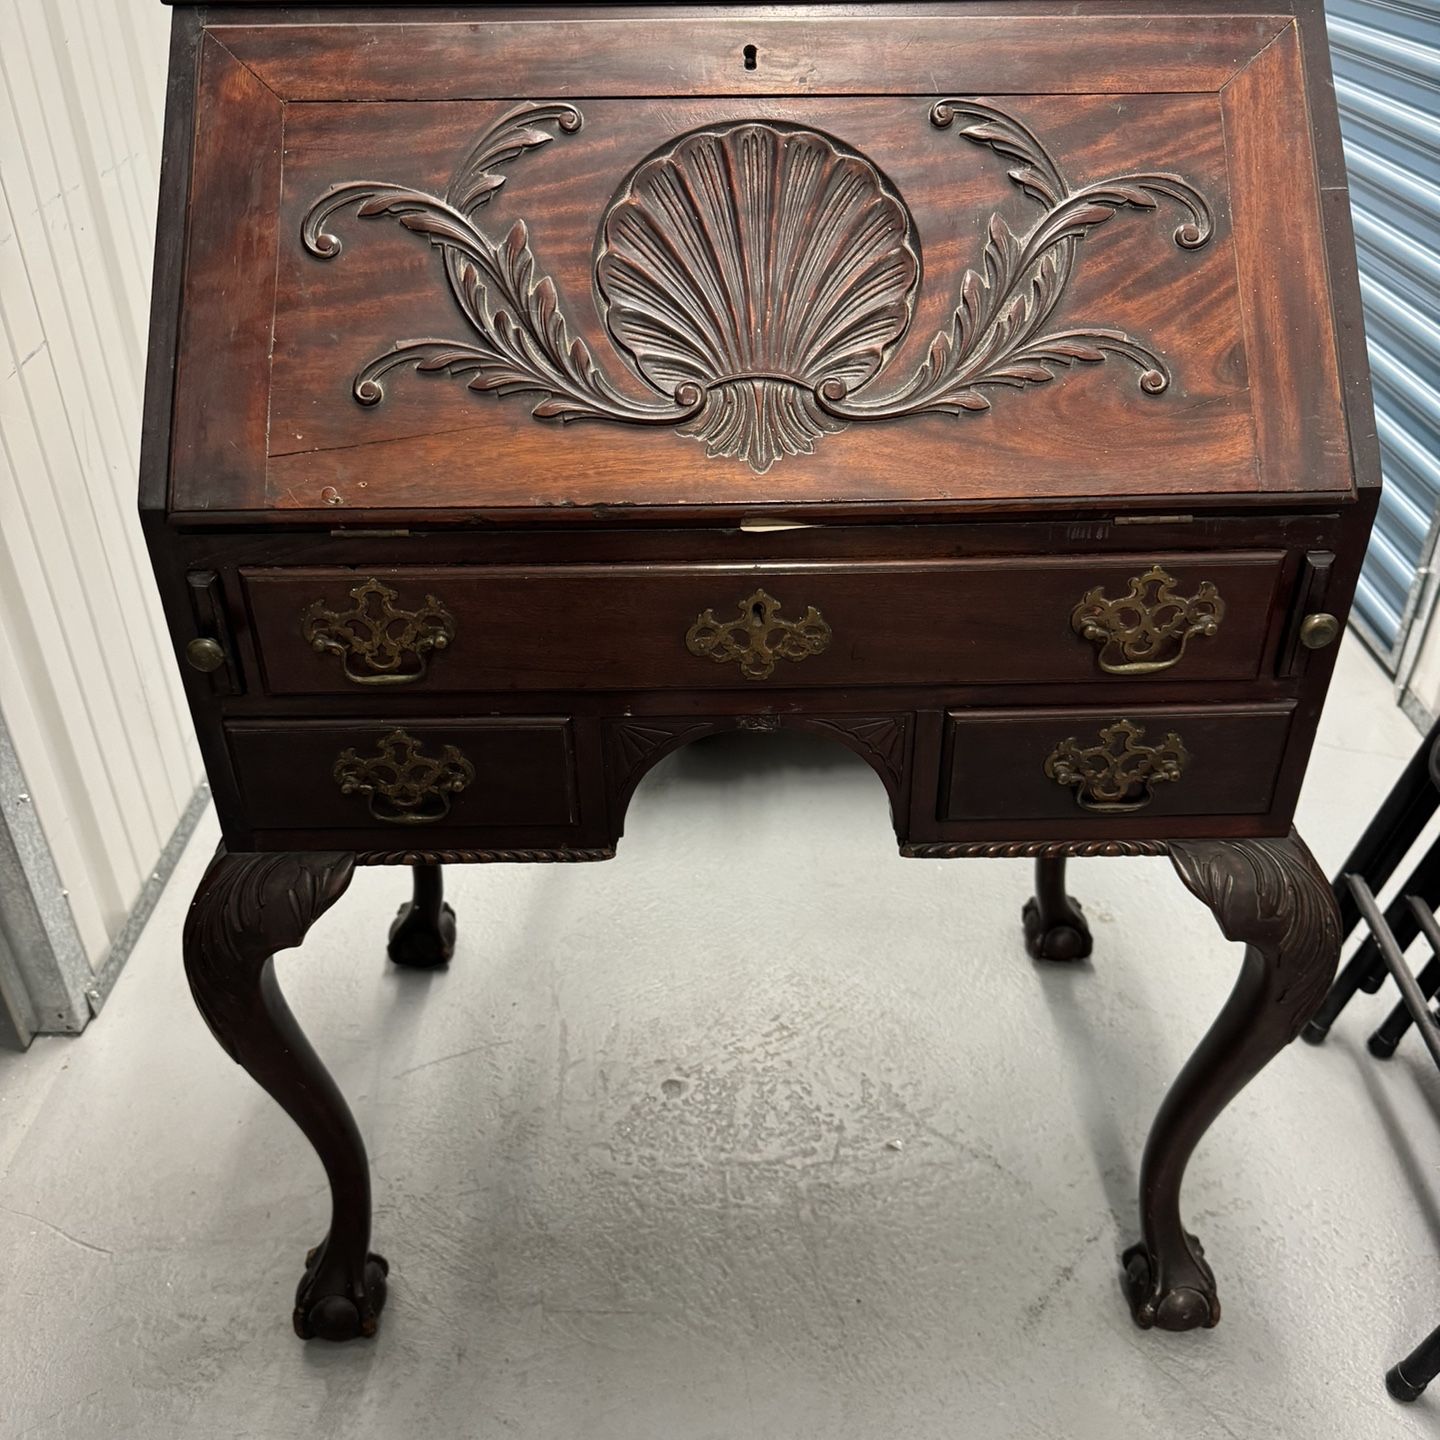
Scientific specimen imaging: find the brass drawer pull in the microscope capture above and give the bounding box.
[333,729,474,824]
[685,588,831,681]
[1045,719,1188,813]
[1071,565,1225,675]
[303,578,456,685]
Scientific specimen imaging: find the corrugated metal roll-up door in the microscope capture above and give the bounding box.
[1326,0,1440,667]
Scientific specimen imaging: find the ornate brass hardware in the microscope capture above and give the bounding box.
[1071,565,1225,675]
[1299,613,1340,650]
[685,589,832,681]
[1045,719,1189,814]
[332,729,475,825]
[185,638,226,674]
[302,578,456,686]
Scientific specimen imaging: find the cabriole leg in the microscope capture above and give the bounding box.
[1023,853,1093,961]
[1123,829,1339,1330]
[387,861,456,969]
[184,847,388,1341]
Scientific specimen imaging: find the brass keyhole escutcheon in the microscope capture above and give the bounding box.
[685,589,832,681]
[1299,613,1340,650]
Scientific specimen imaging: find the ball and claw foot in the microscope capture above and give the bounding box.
[387,899,456,969]
[1022,895,1093,962]
[293,1243,390,1341]
[1122,1234,1221,1331]
[1023,855,1093,963]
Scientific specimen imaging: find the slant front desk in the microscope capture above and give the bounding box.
[142,0,1378,1340]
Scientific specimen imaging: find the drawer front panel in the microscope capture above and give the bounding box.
[244,553,1284,694]
[226,719,577,831]
[942,704,1295,822]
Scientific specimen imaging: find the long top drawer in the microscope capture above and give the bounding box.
[242,552,1284,694]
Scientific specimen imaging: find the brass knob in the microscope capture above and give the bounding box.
[185,638,227,673]
[1299,613,1340,650]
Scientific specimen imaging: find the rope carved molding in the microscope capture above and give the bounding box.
[302,99,1214,475]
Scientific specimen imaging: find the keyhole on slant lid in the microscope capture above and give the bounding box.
[743,43,758,70]
[752,600,766,621]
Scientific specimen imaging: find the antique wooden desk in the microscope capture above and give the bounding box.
[142,0,1378,1341]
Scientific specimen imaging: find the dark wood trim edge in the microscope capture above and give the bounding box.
[138,8,204,517]
[355,847,615,864]
[901,840,1172,858]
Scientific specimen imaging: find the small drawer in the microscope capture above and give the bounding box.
[941,704,1295,822]
[225,718,577,831]
[242,552,1284,694]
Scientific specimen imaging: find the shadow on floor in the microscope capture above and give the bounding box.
[1034,958,1141,1236]
[1333,1029,1440,1253]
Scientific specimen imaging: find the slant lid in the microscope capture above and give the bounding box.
[162,4,1365,519]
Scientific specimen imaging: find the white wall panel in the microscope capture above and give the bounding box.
[0,0,202,1007]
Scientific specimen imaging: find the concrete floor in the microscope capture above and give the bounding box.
[3,637,1440,1438]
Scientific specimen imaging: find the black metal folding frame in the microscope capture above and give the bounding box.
[1307,712,1440,1401]
[1343,876,1440,1402]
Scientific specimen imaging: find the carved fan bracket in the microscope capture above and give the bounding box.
[303,99,1214,474]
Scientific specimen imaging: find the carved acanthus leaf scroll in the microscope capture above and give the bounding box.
[303,105,700,430]
[183,850,356,1062]
[1168,831,1342,1044]
[304,100,1213,475]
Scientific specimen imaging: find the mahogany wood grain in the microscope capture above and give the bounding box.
[1296,0,1383,494]
[144,498,1368,859]
[242,553,1286,694]
[161,7,1354,518]
[138,8,203,520]
[210,13,1287,99]
[225,717,579,830]
[1220,26,1350,494]
[169,35,281,514]
[941,703,1295,822]
[256,90,1255,514]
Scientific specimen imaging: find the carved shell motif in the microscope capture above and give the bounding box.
[596,124,921,473]
[303,100,1214,476]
